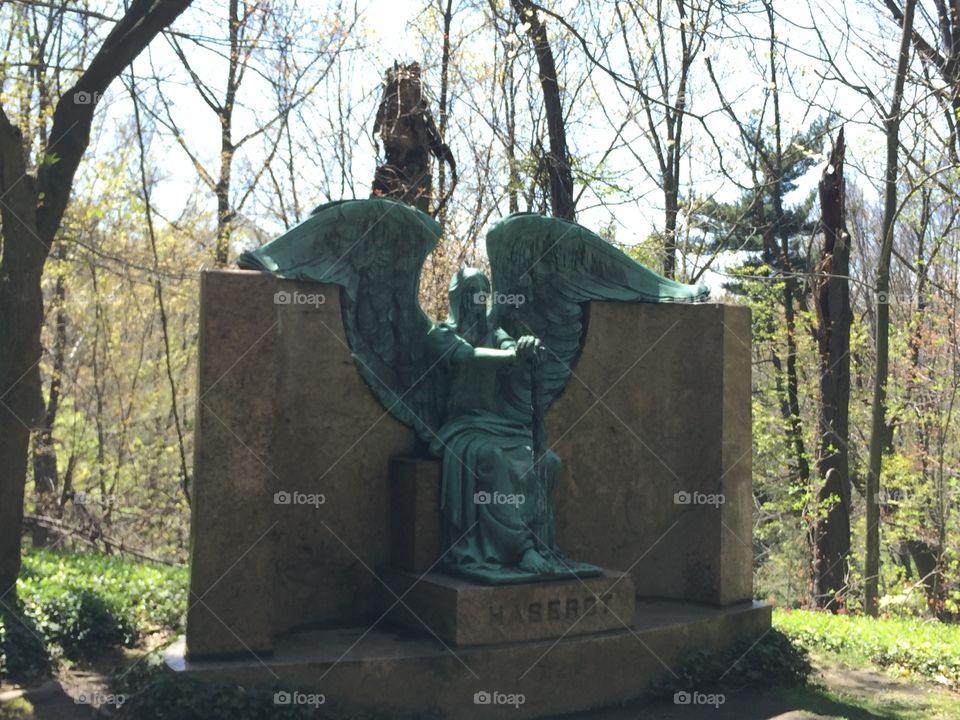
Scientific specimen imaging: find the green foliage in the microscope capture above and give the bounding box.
[15,548,187,659]
[775,609,960,685]
[118,655,434,720]
[651,629,812,697]
[0,601,51,682]
[121,674,318,720]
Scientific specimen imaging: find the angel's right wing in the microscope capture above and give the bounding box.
[486,212,709,417]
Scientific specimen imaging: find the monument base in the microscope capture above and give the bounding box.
[382,568,634,646]
[165,599,771,719]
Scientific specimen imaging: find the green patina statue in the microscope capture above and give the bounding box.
[238,198,708,584]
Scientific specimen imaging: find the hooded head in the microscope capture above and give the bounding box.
[447,267,490,343]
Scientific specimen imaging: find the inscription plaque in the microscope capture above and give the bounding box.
[382,569,634,646]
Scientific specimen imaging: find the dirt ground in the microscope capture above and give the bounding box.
[564,654,960,720]
[3,651,959,719]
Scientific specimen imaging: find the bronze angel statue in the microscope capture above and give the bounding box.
[239,199,708,584]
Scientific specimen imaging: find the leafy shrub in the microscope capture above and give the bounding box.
[25,587,134,657]
[121,672,319,720]
[775,608,960,686]
[0,601,51,681]
[16,548,187,658]
[651,628,813,697]
[118,655,434,720]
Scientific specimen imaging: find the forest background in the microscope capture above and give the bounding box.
[1,0,958,620]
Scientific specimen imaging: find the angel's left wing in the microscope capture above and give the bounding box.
[486,212,709,414]
[237,198,446,442]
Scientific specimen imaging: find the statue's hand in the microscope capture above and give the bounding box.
[515,335,542,361]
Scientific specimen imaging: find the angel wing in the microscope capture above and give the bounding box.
[486,212,709,416]
[237,198,445,441]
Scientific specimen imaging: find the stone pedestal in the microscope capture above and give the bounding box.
[389,458,441,573]
[186,270,756,660]
[168,600,771,720]
[382,569,634,646]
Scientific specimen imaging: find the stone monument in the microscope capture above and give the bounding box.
[166,198,769,719]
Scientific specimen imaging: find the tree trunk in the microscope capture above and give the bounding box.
[31,268,68,547]
[511,0,575,221]
[866,0,916,617]
[658,0,695,279]
[764,0,809,493]
[214,0,240,265]
[662,172,679,279]
[905,539,944,616]
[503,31,519,215]
[0,116,48,599]
[812,128,852,610]
[436,0,454,229]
